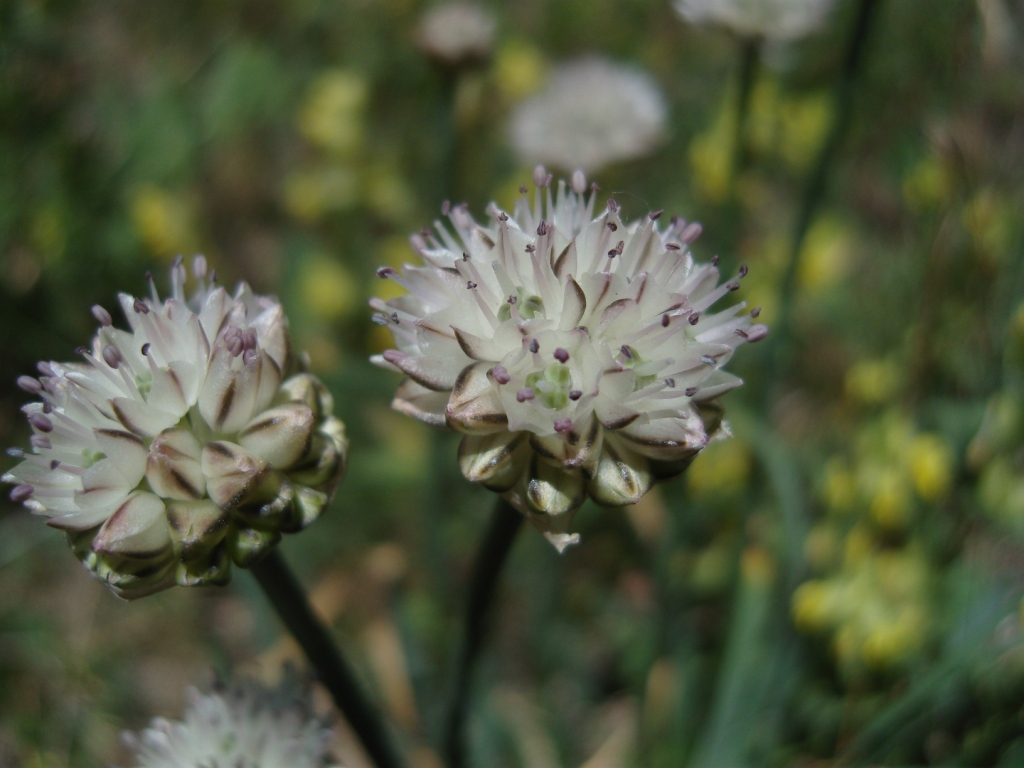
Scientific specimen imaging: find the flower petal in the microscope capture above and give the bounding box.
[92,491,170,557]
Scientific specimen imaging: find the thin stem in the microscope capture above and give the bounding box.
[731,36,761,187]
[442,497,523,768]
[768,0,884,387]
[251,549,406,768]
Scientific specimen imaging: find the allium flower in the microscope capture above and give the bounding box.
[372,169,766,549]
[3,258,347,598]
[674,0,838,41]
[508,58,668,174]
[123,675,342,768]
[417,2,497,67]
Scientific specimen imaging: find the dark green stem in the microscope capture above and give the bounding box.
[768,0,884,386]
[442,497,523,768]
[251,549,406,768]
[732,36,761,186]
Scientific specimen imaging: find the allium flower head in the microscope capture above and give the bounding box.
[417,2,497,67]
[4,258,347,598]
[674,0,838,41]
[372,169,766,549]
[123,674,342,768]
[509,58,668,173]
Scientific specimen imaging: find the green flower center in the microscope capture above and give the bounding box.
[526,363,573,409]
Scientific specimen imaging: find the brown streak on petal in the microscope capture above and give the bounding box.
[204,442,235,458]
[238,415,285,438]
[112,401,145,436]
[169,467,203,499]
[216,377,236,428]
[603,413,641,430]
[95,428,145,447]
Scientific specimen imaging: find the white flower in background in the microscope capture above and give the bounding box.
[509,58,668,173]
[417,2,497,66]
[4,258,347,598]
[372,169,766,549]
[124,675,342,768]
[674,0,839,41]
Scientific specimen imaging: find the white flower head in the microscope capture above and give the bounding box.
[4,258,347,598]
[124,674,342,768]
[417,2,497,66]
[509,58,668,174]
[674,0,839,41]
[372,170,766,550]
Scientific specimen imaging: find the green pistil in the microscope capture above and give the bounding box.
[525,363,572,410]
[497,289,545,322]
[621,345,656,390]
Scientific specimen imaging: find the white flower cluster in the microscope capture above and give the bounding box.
[509,58,668,173]
[417,2,497,66]
[674,0,839,41]
[372,169,765,548]
[4,258,347,597]
[124,676,342,768]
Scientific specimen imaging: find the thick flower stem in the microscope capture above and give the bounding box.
[731,36,761,187]
[443,498,523,768]
[251,549,406,768]
[769,0,883,385]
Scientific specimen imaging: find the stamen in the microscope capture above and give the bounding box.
[193,254,208,279]
[688,313,700,325]
[10,484,33,503]
[17,376,42,394]
[568,390,582,401]
[102,345,123,369]
[92,305,113,326]
[30,435,51,450]
[750,307,761,318]
[685,386,699,396]
[133,298,150,314]
[554,418,573,433]
[29,414,53,433]
[529,339,539,354]
[516,388,535,402]
[553,348,569,363]
[492,366,511,385]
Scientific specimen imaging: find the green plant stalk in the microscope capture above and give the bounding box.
[731,36,762,187]
[251,549,406,768]
[769,0,884,385]
[442,497,523,768]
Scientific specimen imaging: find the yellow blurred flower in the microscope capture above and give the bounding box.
[902,155,953,211]
[283,166,359,222]
[908,433,954,502]
[963,188,1013,263]
[798,216,852,293]
[845,358,901,406]
[805,523,841,571]
[130,185,198,259]
[792,580,835,632]
[867,466,912,529]
[689,113,732,204]
[493,40,546,101]
[687,438,752,498]
[822,458,856,514]
[778,92,830,171]
[299,255,358,322]
[365,164,416,222]
[298,69,368,156]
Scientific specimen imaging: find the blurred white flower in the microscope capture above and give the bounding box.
[509,58,668,173]
[124,675,342,768]
[372,169,765,549]
[417,2,497,66]
[674,0,838,40]
[4,258,347,598]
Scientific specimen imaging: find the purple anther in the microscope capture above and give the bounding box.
[590,181,600,192]
[682,223,703,243]
[700,355,716,365]
[497,212,509,222]
[738,265,748,278]
[711,255,719,267]
[144,270,154,283]
[209,269,218,283]
[17,376,41,394]
[508,295,518,305]
[10,484,33,503]
[462,252,470,262]
[243,329,258,351]
[750,307,761,318]
[529,339,540,354]
[102,345,122,369]
[688,313,700,326]
[92,305,113,326]
[745,324,769,343]
[608,241,624,258]
[49,459,59,470]
[37,362,54,376]
[525,244,536,253]
[441,200,451,215]
[537,221,548,236]
[665,243,680,251]
[467,281,477,290]
[30,435,51,450]
[554,418,573,433]
[42,401,52,414]
[133,298,150,314]
[141,342,151,356]
[243,348,258,366]
[391,312,400,325]
[376,266,396,279]
[553,348,569,363]
[227,334,244,357]
[516,388,535,403]
[620,345,634,359]
[685,386,699,397]
[568,390,583,401]
[727,282,740,292]
[492,366,511,385]
[519,184,528,194]
[75,346,88,356]
[29,414,53,433]
[661,314,670,328]
[607,198,619,212]
[649,209,664,221]
[665,378,676,388]
[607,221,618,232]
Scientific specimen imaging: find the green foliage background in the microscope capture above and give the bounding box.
[1,0,1024,766]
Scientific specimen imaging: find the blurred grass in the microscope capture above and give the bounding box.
[2,0,1024,766]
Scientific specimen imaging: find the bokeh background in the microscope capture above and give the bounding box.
[2,0,1024,766]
